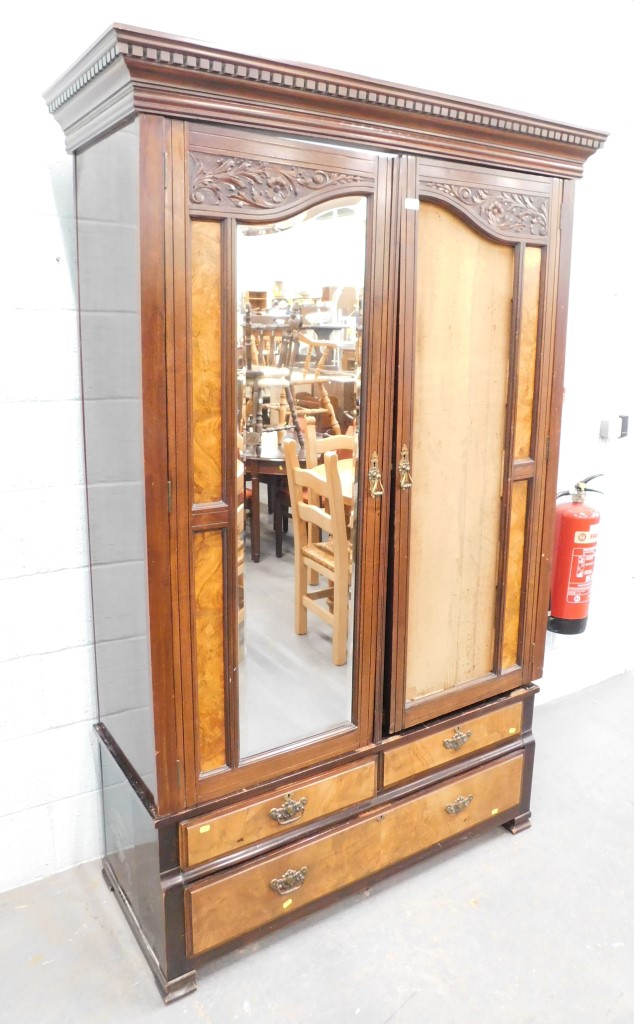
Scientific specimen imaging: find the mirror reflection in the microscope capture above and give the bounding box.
[236,197,366,758]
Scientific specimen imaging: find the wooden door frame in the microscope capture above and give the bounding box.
[387,156,561,733]
[167,123,398,805]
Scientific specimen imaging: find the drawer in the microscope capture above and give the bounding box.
[383,701,523,788]
[186,753,523,956]
[180,758,377,868]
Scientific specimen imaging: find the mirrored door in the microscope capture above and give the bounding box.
[177,125,395,800]
[235,197,366,757]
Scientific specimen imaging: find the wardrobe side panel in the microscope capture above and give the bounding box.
[76,122,157,798]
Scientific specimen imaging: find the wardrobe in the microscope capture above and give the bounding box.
[45,25,606,1000]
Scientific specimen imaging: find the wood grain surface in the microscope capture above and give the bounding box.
[191,220,223,505]
[514,247,542,461]
[193,531,226,773]
[181,758,376,866]
[502,481,529,669]
[405,204,513,702]
[187,753,523,954]
[383,701,523,787]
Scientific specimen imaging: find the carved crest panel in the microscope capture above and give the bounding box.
[189,153,370,214]
[420,181,549,239]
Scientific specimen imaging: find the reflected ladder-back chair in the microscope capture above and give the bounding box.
[242,303,304,451]
[303,415,356,584]
[289,331,343,434]
[303,415,355,471]
[283,438,352,666]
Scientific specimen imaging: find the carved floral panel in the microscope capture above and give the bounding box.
[189,153,369,212]
[420,181,549,238]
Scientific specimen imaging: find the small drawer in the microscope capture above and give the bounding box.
[186,753,523,956]
[383,701,523,788]
[180,758,377,868]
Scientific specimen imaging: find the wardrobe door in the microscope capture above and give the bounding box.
[167,124,397,803]
[389,157,563,732]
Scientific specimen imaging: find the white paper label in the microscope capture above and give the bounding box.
[574,528,598,545]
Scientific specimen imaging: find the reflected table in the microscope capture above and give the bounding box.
[243,432,302,562]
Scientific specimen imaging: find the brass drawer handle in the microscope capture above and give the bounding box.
[443,727,472,751]
[270,867,308,895]
[445,794,474,815]
[398,444,413,490]
[368,451,384,499]
[269,793,308,825]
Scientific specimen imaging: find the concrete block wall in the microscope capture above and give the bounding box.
[2,1,632,892]
[1,103,102,889]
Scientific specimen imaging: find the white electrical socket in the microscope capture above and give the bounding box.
[599,415,629,440]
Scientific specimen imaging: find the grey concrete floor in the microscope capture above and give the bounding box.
[1,672,632,1023]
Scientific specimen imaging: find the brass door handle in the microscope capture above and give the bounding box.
[445,794,474,815]
[270,867,308,895]
[443,727,472,751]
[368,451,384,499]
[269,793,308,825]
[398,444,413,490]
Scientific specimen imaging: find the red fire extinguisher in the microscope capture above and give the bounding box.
[548,474,602,635]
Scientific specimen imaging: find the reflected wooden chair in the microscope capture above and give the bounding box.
[283,438,352,666]
[241,303,304,450]
[303,415,356,582]
[304,415,355,471]
[288,331,343,434]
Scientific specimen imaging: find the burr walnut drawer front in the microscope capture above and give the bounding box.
[180,758,377,868]
[382,702,524,788]
[186,753,523,956]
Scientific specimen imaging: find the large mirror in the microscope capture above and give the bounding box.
[236,197,367,758]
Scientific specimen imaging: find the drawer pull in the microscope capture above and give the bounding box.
[445,794,474,815]
[269,794,308,825]
[269,867,308,896]
[443,727,472,751]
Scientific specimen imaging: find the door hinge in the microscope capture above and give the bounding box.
[163,151,168,190]
[545,435,550,462]
[167,479,173,514]
[176,758,182,791]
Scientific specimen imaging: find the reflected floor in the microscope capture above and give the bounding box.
[239,493,353,759]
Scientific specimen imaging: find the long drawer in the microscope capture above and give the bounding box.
[382,701,524,788]
[180,758,377,867]
[186,752,523,956]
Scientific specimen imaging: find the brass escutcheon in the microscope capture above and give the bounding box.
[269,867,308,895]
[398,445,413,490]
[368,451,384,499]
[269,793,308,825]
[443,727,472,751]
[445,794,474,815]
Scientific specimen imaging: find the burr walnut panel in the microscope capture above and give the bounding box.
[502,482,529,669]
[186,754,524,955]
[514,247,542,461]
[193,531,226,773]
[191,220,223,506]
[180,758,377,867]
[382,702,524,787]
